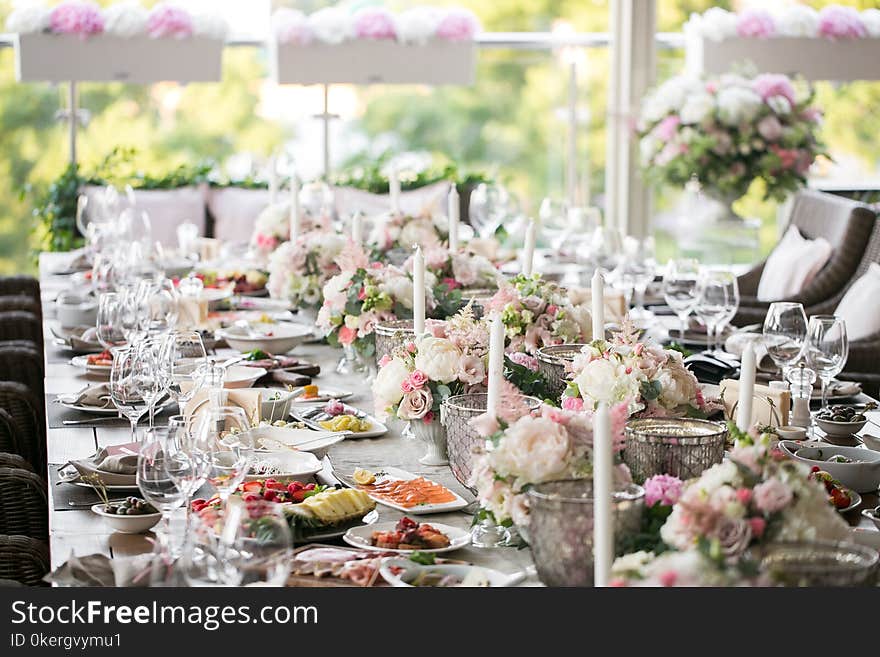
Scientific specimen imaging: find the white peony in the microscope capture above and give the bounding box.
[6,1,50,34]
[192,11,229,40]
[379,272,414,310]
[573,358,639,406]
[716,86,763,126]
[102,1,148,37]
[639,135,659,164]
[308,7,351,45]
[656,357,699,409]
[862,9,880,38]
[679,92,715,125]
[775,5,819,37]
[398,218,439,250]
[397,6,442,45]
[490,416,572,484]
[688,7,738,42]
[767,95,791,115]
[414,336,462,384]
[372,357,411,410]
[273,7,311,45]
[642,75,702,123]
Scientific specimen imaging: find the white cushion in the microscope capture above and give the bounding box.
[757,225,832,302]
[834,262,880,341]
[207,187,273,244]
[332,180,451,218]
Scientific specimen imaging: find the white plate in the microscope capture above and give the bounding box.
[379,558,524,587]
[343,521,470,554]
[838,490,862,514]
[299,509,380,542]
[356,466,469,515]
[299,406,387,439]
[289,387,354,404]
[70,354,112,374]
[69,480,140,492]
[223,365,267,388]
[58,401,118,415]
[217,323,312,355]
[251,426,346,455]
[246,450,323,482]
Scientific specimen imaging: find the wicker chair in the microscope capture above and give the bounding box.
[0,344,44,400]
[733,190,876,326]
[0,382,45,472]
[0,408,31,468]
[0,276,40,302]
[0,294,41,317]
[0,452,48,540]
[0,311,43,351]
[0,535,50,586]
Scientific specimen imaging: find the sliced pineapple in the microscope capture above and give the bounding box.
[284,488,375,529]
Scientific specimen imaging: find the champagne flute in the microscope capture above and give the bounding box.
[193,406,253,503]
[96,292,128,352]
[804,315,849,410]
[762,302,808,378]
[662,259,700,341]
[109,346,149,443]
[159,331,208,415]
[137,428,187,557]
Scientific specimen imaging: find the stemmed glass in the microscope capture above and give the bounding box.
[109,346,149,443]
[714,272,740,353]
[538,198,569,252]
[159,331,208,415]
[804,315,849,410]
[137,278,179,337]
[762,302,808,379]
[469,183,516,239]
[163,415,210,534]
[137,427,186,556]
[662,258,700,341]
[96,292,128,352]
[695,270,737,354]
[192,406,254,504]
[614,236,656,323]
[135,339,166,429]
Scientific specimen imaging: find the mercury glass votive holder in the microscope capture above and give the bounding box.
[624,418,727,483]
[535,344,587,397]
[374,319,414,363]
[754,540,879,587]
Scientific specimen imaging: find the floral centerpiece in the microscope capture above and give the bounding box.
[468,396,631,527]
[686,6,880,42]
[405,245,501,318]
[485,275,592,356]
[562,321,716,418]
[250,201,332,262]
[266,231,347,312]
[610,429,850,587]
[368,211,447,255]
[637,70,824,214]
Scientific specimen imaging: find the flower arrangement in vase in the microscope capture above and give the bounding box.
[610,427,850,587]
[485,274,592,356]
[250,200,332,262]
[367,210,449,257]
[562,321,718,418]
[686,6,880,42]
[266,231,347,314]
[637,70,824,217]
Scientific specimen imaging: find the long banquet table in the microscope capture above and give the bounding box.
[36,253,879,583]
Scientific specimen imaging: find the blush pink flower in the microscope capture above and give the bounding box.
[562,396,584,412]
[338,324,357,345]
[752,73,796,106]
[147,3,193,39]
[378,354,392,368]
[658,570,678,587]
[50,1,104,38]
[736,9,776,38]
[435,8,480,41]
[401,379,414,394]
[735,488,753,505]
[818,5,867,40]
[470,412,499,437]
[508,351,539,372]
[644,474,684,507]
[655,115,680,141]
[748,516,766,539]
[752,478,793,514]
[425,319,448,339]
[409,370,428,389]
[352,7,397,40]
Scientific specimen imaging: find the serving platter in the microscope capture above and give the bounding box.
[352,466,469,515]
[343,521,470,554]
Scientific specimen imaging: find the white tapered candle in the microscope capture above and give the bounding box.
[351,213,363,245]
[413,246,425,336]
[268,155,278,205]
[522,220,537,276]
[486,312,505,418]
[448,186,460,253]
[289,173,301,242]
[737,341,756,431]
[389,164,401,216]
[591,270,604,340]
[592,402,613,587]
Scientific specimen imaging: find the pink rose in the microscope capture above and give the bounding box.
[50,1,104,38]
[770,145,799,170]
[713,517,753,559]
[409,370,428,389]
[435,8,480,41]
[736,9,776,38]
[658,571,678,587]
[378,354,392,368]
[508,351,539,372]
[562,396,584,412]
[457,355,485,385]
[147,3,194,39]
[470,412,499,437]
[752,479,793,513]
[644,474,683,507]
[757,115,783,141]
[401,379,414,394]
[735,488,753,505]
[748,516,766,539]
[396,387,433,421]
[352,7,397,40]
[338,325,357,345]
[655,115,680,141]
[425,319,448,339]
[752,73,796,106]
[818,5,867,40]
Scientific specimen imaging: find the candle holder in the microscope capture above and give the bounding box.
[752,540,879,587]
[440,392,541,491]
[374,319,415,364]
[624,418,727,484]
[536,344,586,397]
[407,418,448,466]
[526,479,644,587]
[459,288,497,318]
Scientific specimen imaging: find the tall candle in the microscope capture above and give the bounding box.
[486,312,505,418]
[389,164,401,216]
[591,270,604,340]
[448,185,460,253]
[289,173,301,242]
[737,341,757,431]
[592,402,613,587]
[268,155,278,205]
[522,220,537,277]
[412,246,425,336]
[567,60,578,207]
[351,212,363,245]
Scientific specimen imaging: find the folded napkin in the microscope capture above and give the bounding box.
[67,443,140,486]
[827,380,861,396]
[724,333,776,372]
[95,454,138,474]
[719,379,790,428]
[684,353,738,385]
[56,383,113,409]
[184,388,262,425]
[45,552,156,587]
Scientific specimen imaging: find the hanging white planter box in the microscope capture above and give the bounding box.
[269,39,476,85]
[686,35,880,82]
[15,33,224,83]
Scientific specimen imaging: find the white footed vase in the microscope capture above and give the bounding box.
[409,419,448,466]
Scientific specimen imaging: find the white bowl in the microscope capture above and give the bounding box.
[91,504,161,534]
[217,323,312,355]
[779,441,880,493]
[378,557,523,587]
[223,365,267,389]
[246,450,322,482]
[860,507,880,531]
[251,425,345,459]
[260,390,295,422]
[816,417,868,439]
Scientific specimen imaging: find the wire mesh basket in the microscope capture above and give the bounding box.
[536,344,587,397]
[440,392,541,491]
[753,540,879,587]
[624,418,728,483]
[374,319,414,363]
[459,288,496,318]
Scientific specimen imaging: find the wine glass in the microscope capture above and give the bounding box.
[613,236,656,324]
[183,500,292,587]
[135,339,166,429]
[163,414,210,535]
[159,331,208,415]
[137,278,179,337]
[192,406,253,503]
[762,302,808,378]
[804,315,849,410]
[138,427,187,556]
[714,272,740,353]
[96,292,128,352]
[662,259,700,341]
[694,270,736,354]
[469,183,516,239]
[109,346,149,443]
[538,198,569,251]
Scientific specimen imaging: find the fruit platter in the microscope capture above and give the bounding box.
[809,467,862,514]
